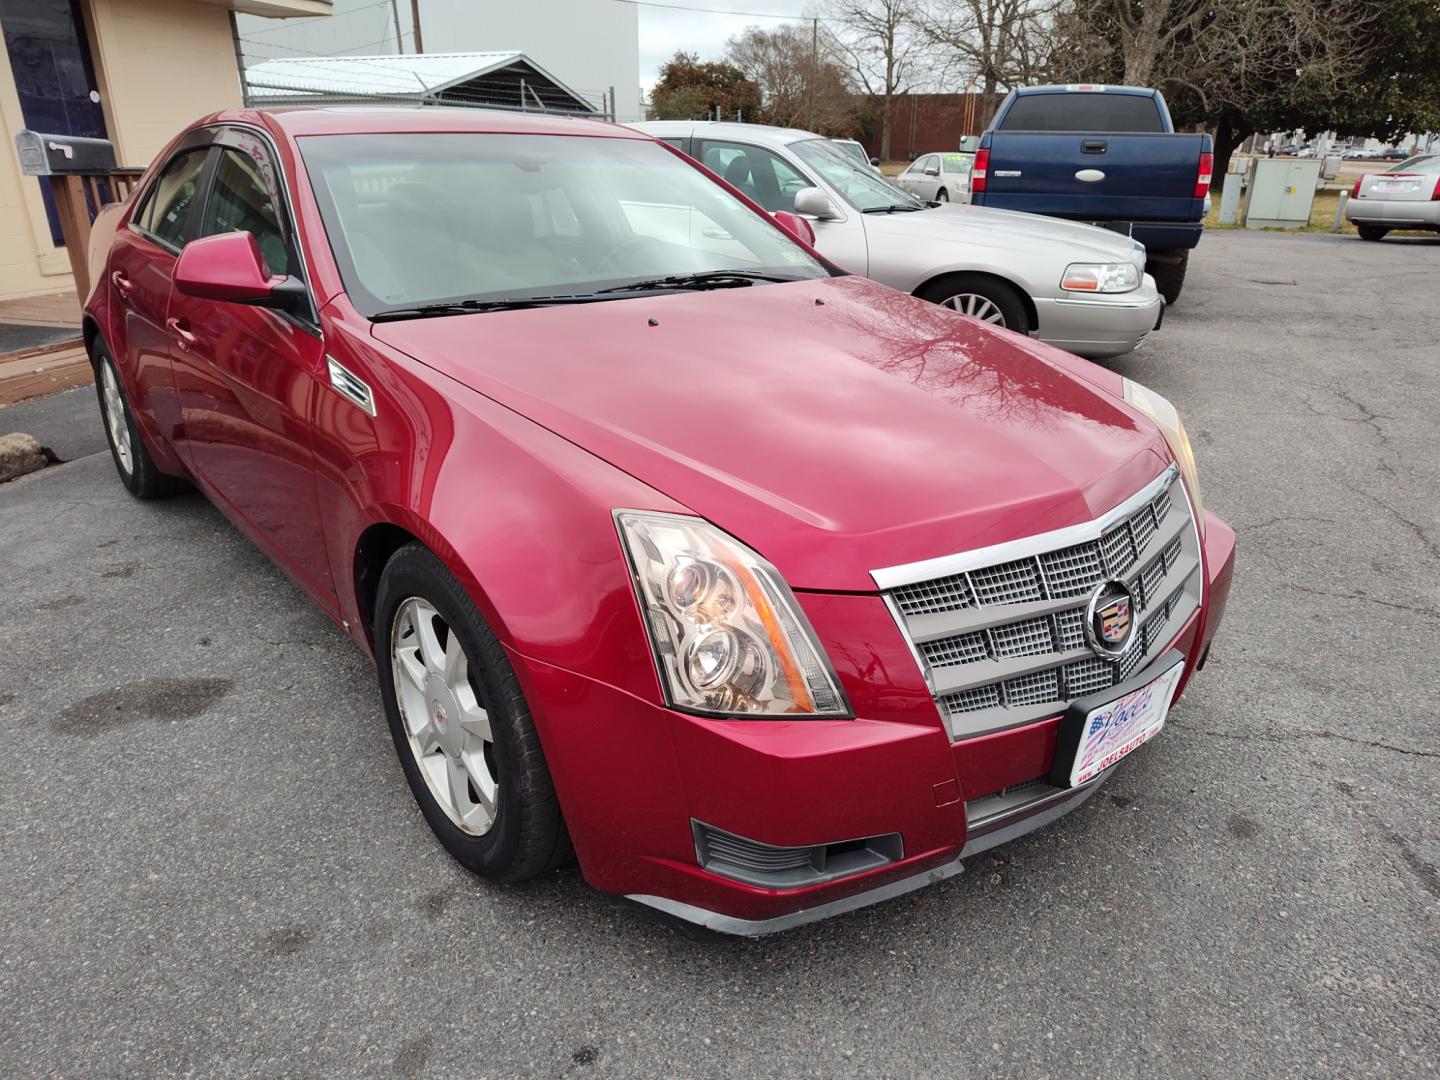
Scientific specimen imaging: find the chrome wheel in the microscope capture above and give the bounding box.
[941,293,1006,326]
[100,360,133,475]
[390,597,499,836]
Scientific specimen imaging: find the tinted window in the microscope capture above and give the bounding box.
[698,140,812,212]
[999,93,1165,133]
[298,133,827,315]
[199,146,290,277]
[136,148,208,247]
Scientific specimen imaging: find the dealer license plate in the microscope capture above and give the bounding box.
[1067,662,1184,787]
[1375,180,1415,193]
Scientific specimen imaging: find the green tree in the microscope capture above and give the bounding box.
[649,51,762,121]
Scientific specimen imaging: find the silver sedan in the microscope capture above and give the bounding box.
[894,152,972,204]
[1346,153,1440,240]
[633,121,1163,359]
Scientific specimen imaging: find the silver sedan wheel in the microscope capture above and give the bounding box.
[390,597,499,836]
[100,360,133,476]
[936,190,949,203]
[941,293,1006,326]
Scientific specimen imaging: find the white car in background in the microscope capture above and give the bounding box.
[633,121,1164,359]
[893,152,973,203]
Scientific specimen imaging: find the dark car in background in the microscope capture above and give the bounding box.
[970,85,1213,304]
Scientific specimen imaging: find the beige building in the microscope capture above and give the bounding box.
[0,0,329,302]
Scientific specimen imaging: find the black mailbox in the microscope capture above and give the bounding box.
[15,130,118,176]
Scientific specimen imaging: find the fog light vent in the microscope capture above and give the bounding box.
[692,821,902,890]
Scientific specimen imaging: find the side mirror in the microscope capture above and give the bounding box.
[772,210,816,247]
[869,156,881,167]
[174,231,306,314]
[924,166,940,177]
[793,186,838,220]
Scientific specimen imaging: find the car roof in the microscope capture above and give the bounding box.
[629,120,822,147]
[202,105,639,140]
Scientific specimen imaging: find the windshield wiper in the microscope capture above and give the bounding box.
[370,295,606,322]
[862,203,925,214]
[596,269,804,294]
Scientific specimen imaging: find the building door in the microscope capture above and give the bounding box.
[0,0,109,246]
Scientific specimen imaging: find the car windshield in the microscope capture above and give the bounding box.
[298,132,829,316]
[833,140,867,164]
[1391,154,1440,174]
[791,138,923,212]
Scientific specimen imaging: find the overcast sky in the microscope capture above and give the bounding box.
[635,0,815,94]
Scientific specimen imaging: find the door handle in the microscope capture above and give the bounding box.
[166,316,196,351]
[111,270,132,297]
[1081,140,1108,154]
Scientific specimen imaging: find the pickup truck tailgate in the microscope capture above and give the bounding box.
[982,132,1207,222]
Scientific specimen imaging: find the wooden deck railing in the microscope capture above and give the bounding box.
[47,168,145,299]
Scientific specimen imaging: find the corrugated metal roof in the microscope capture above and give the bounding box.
[246,51,531,98]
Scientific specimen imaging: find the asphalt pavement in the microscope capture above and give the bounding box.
[2,230,1437,1079]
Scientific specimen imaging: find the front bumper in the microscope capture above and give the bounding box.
[1033,280,1165,359]
[510,512,1235,935]
[1345,197,1440,229]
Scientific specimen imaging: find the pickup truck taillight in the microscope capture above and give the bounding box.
[1194,152,1213,199]
[971,149,989,194]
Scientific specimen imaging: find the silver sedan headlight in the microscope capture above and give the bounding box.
[616,511,851,718]
[1060,263,1141,294]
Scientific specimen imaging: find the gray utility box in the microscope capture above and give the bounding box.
[15,130,117,176]
[1244,157,1323,229]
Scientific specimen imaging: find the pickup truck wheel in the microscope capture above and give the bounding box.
[1145,250,1189,304]
[92,342,187,499]
[375,543,572,883]
[935,188,949,203]
[1356,225,1389,241]
[919,274,1031,333]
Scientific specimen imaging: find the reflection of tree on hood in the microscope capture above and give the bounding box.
[828,282,1130,432]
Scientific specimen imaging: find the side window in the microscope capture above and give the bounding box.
[696,140,812,213]
[199,146,290,277]
[658,137,687,150]
[921,155,939,174]
[135,148,209,248]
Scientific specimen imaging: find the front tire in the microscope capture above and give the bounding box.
[374,543,571,882]
[1357,225,1389,241]
[1146,250,1189,304]
[918,273,1031,333]
[935,188,949,203]
[92,342,186,499]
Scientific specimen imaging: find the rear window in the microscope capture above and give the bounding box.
[1392,154,1440,175]
[999,93,1165,133]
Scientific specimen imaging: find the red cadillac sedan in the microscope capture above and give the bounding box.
[84,108,1235,935]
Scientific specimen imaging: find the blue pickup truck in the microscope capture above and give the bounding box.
[971,85,1212,303]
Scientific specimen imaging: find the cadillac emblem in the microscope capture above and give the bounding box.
[1084,579,1137,661]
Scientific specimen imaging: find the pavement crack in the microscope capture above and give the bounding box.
[1191,727,1439,759]
[1342,484,1440,565]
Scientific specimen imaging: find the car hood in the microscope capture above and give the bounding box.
[865,203,1146,262]
[374,276,1169,591]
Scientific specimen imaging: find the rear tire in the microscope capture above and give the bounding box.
[1146,250,1189,305]
[91,341,187,499]
[1357,225,1389,241]
[374,543,572,883]
[918,273,1031,333]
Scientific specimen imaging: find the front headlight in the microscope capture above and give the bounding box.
[1122,378,1204,532]
[1061,262,1141,293]
[615,511,851,718]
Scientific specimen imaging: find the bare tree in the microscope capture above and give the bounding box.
[827,0,926,160]
[726,25,860,133]
[921,0,1056,100]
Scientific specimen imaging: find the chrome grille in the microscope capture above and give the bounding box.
[892,572,972,615]
[876,467,1203,741]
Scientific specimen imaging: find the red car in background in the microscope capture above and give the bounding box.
[83,108,1235,935]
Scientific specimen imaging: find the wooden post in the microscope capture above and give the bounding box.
[48,175,94,299]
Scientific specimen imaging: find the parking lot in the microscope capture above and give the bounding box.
[2,230,1437,1078]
